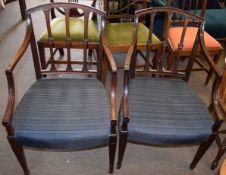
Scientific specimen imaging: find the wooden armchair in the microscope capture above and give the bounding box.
[103,0,161,69]
[116,7,223,170]
[210,59,226,170]
[2,3,117,174]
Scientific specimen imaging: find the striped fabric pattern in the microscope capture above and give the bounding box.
[125,77,212,145]
[12,78,110,150]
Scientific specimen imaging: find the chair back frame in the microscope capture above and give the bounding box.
[104,0,147,22]
[126,7,204,80]
[2,3,118,135]
[30,3,106,79]
[50,0,97,18]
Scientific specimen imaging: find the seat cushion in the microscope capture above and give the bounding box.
[12,78,110,150]
[125,77,212,145]
[106,22,161,46]
[168,27,222,51]
[39,18,99,42]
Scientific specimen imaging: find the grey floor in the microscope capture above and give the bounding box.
[0,1,226,175]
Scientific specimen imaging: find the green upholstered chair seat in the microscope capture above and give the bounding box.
[40,18,99,42]
[106,22,161,46]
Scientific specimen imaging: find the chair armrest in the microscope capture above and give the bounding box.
[125,44,136,71]
[199,29,225,120]
[102,35,117,73]
[123,18,138,119]
[2,23,33,129]
[123,45,134,119]
[101,32,117,121]
[213,58,226,121]
[198,29,221,79]
[123,70,129,118]
[110,72,117,121]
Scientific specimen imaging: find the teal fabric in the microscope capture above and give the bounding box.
[158,8,226,39]
[150,0,167,7]
[203,9,226,39]
[150,0,220,8]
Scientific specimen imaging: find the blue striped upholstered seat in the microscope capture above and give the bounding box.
[124,77,212,145]
[12,78,110,150]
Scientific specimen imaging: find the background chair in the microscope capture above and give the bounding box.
[116,7,223,171]
[150,0,223,85]
[166,0,223,85]
[103,0,162,69]
[2,3,117,174]
[49,0,97,56]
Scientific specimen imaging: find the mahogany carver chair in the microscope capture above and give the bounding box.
[116,7,223,170]
[209,59,226,170]
[103,0,162,69]
[2,3,118,174]
[165,0,223,85]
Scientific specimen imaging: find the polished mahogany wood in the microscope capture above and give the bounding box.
[2,3,117,174]
[116,7,223,170]
[209,59,226,170]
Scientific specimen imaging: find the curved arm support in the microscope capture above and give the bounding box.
[102,35,117,73]
[212,58,226,121]
[199,30,224,121]
[110,72,117,122]
[100,16,117,121]
[198,30,221,79]
[2,22,33,134]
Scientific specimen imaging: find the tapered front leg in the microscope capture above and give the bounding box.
[8,137,30,175]
[109,134,117,173]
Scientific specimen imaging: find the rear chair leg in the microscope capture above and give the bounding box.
[8,137,30,175]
